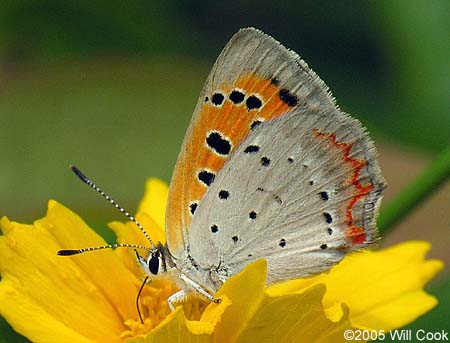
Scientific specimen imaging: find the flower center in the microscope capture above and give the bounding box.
[120,279,178,339]
[120,279,209,339]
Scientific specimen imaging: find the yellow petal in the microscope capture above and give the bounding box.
[267,241,443,331]
[128,308,212,343]
[0,201,140,342]
[235,285,355,343]
[211,259,267,342]
[200,295,231,327]
[136,178,169,240]
[204,260,358,343]
[354,290,437,330]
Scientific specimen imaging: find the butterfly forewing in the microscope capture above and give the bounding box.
[166,28,338,258]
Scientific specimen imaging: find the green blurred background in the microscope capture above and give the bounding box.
[0,1,449,342]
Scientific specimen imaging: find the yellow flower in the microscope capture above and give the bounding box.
[0,179,443,342]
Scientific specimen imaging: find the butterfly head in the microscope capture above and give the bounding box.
[136,243,173,277]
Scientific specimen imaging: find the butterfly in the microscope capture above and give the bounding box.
[60,27,386,311]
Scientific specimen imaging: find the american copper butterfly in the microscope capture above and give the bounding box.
[60,28,386,311]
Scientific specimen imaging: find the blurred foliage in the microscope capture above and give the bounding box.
[0,1,448,148]
[0,0,183,60]
[0,0,449,341]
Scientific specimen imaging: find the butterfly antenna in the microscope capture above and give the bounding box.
[58,243,152,256]
[69,165,156,249]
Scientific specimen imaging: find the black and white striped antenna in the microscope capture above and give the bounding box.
[57,165,156,256]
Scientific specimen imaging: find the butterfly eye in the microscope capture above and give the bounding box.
[148,252,160,275]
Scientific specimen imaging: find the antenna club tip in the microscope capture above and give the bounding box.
[57,249,81,256]
[70,164,80,173]
[70,165,88,182]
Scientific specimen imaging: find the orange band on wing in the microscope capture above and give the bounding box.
[166,73,299,252]
[186,74,293,203]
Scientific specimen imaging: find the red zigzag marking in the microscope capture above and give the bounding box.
[313,129,373,245]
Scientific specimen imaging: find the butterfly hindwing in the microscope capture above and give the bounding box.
[188,105,385,286]
[166,28,337,257]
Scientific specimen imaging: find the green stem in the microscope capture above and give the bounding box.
[378,145,450,235]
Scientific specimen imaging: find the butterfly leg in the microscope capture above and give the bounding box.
[168,289,189,311]
[178,273,221,304]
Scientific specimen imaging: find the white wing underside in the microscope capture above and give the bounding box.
[166,27,336,258]
[166,28,385,291]
[188,106,384,288]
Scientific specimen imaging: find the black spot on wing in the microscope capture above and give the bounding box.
[250,120,262,130]
[319,191,329,201]
[219,190,229,200]
[279,88,298,107]
[206,131,231,155]
[229,90,245,104]
[211,93,225,106]
[189,202,198,215]
[270,77,280,86]
[260,156,271,166]
[246,95,262,110]
[323,212,333,224]
[244,145,260,153]
[198,170,215,186]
